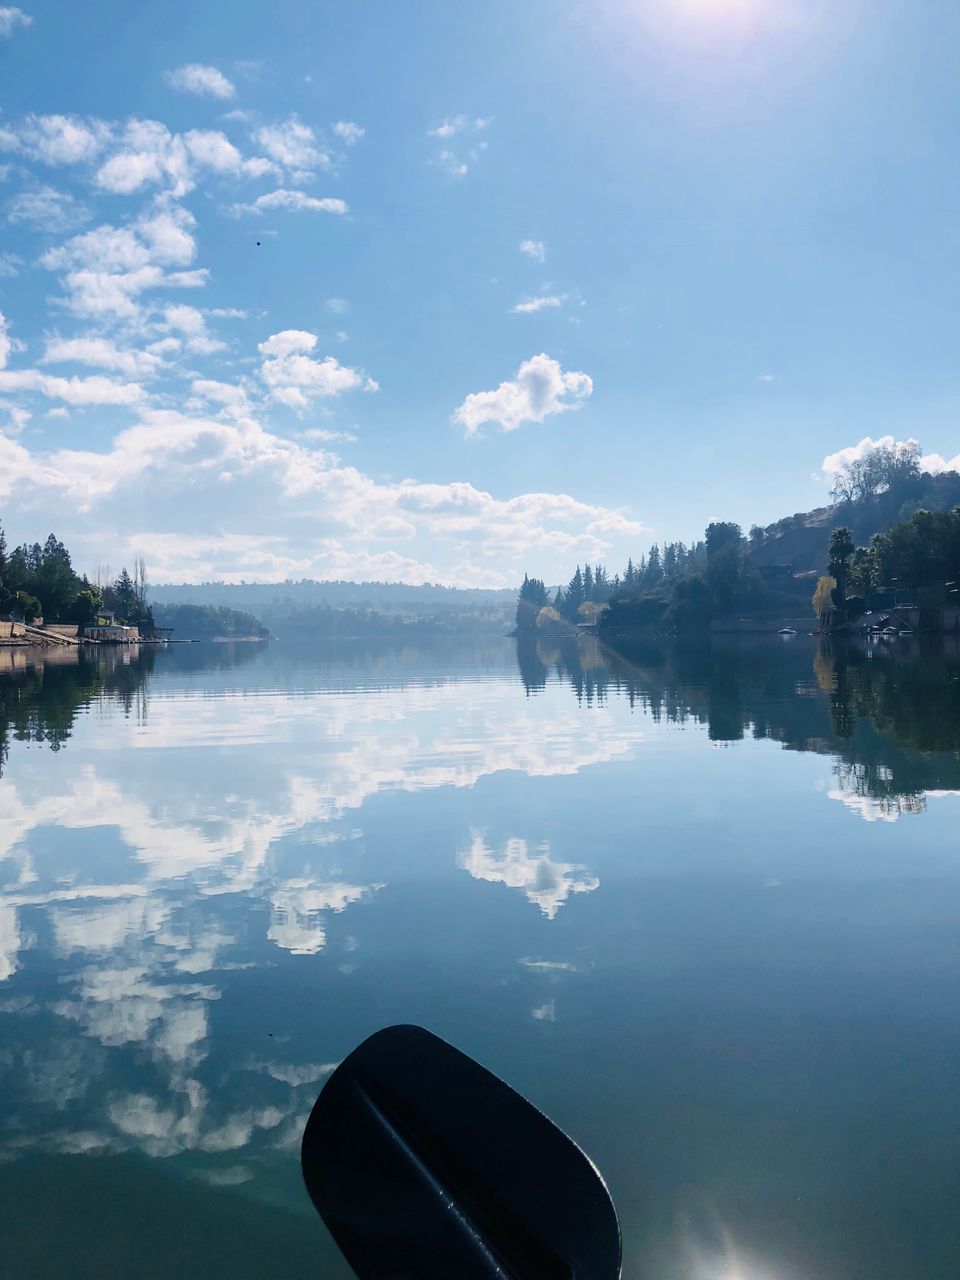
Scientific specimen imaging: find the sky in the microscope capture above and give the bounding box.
[0,0,958,586]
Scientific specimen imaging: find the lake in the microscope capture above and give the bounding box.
[1,633,959,1279]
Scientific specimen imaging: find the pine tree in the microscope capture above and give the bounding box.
[563,566,585,619]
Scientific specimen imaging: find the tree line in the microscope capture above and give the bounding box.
[0,521,154,632]
[516,523,767,632]
[515,541,708,632]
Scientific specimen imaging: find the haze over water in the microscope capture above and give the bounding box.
[1,635,959,1279]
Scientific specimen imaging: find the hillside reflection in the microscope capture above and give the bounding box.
[518,633,960,818]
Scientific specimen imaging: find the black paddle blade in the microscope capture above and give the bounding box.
[301,1024,621,1280]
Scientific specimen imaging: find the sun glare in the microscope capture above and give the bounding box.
[674,0,761,17]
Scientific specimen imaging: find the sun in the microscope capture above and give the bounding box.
[674,0,761,15]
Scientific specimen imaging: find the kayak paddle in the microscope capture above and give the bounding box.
[301,1024,621,1279]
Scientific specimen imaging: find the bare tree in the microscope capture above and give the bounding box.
[135,556,148,611]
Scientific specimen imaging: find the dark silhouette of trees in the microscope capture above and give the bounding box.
[830,441,923,506]
[515,574,549,633]
[828,527,855,608]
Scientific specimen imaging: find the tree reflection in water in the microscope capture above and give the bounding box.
[517,632,960,816]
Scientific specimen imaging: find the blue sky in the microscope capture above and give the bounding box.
[0,0,958,585]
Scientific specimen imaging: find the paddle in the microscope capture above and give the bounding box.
[301,1024,621,1279]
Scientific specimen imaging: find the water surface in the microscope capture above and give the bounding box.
[1,634,959,1279]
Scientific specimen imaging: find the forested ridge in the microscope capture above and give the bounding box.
[517,442,960,634]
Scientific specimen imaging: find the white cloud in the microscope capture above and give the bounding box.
[0,309,11,368]
[41,337,163,378]
[919,451,960,476]
[252,116,330,173]
[7,185,89,232]
[428,116,490,177]
[92,119,270,197]
[17,113,112,164]
[326,298,349,314]
[268,879,381,955]
[453,353,593,437]
[820,435,959,482]
[511,295,563,315]
[233,188,348,216]
[1,110,274,196]
[0,252,21,277]
[820,435,900,478]
[435,150,468,178]
[428,116,467,139]
[165,64,235,100]
[460,832,599,920]
[190,378,250,415]
[258,329,374,409]
[0,368,145,405]
[163,304,225,354]
[0,6,31,36]
[40,205,203,318]
[519,239,545,263]
[332,121,364,145]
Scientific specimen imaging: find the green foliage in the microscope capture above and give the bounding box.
[828,526,855,607]
[515,574,549,633]
[830,440,922,506]
[705,522,743,609]
[15,590,41,622]
[150,603,268,640]
[71,588,102,629]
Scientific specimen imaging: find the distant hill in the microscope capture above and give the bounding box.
[149,580,518,638]
[151,603,269,640]
[747,470,960,575]
[150,579,516,612]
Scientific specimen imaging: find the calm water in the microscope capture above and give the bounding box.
[1,634,959,1279]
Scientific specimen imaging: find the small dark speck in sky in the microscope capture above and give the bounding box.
[256,241,261,247]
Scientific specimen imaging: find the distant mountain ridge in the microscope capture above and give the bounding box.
[149,580,517,608]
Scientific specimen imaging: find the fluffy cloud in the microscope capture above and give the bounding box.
[162,304,225,354]
[233,188,348,216]
[15,113,111,164]
[40,205,204,318]
[821,435,959,481]
[919,451,960,475]
[95,120,270,196]
[164,64,236,99]
[460,832,599,920]
[332,121,364,145]
[511,295,563,315]
[0,368,145,405]
[252,116,330,174]
[1,111,274,198]
[453,353,593,437]
[0,390,644,578]
[0,309,11,368]
[7,185,89,232]
[258,330,374,408]
[41,337,164,378]
[0,6,31,36]
[519,239,545,262]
